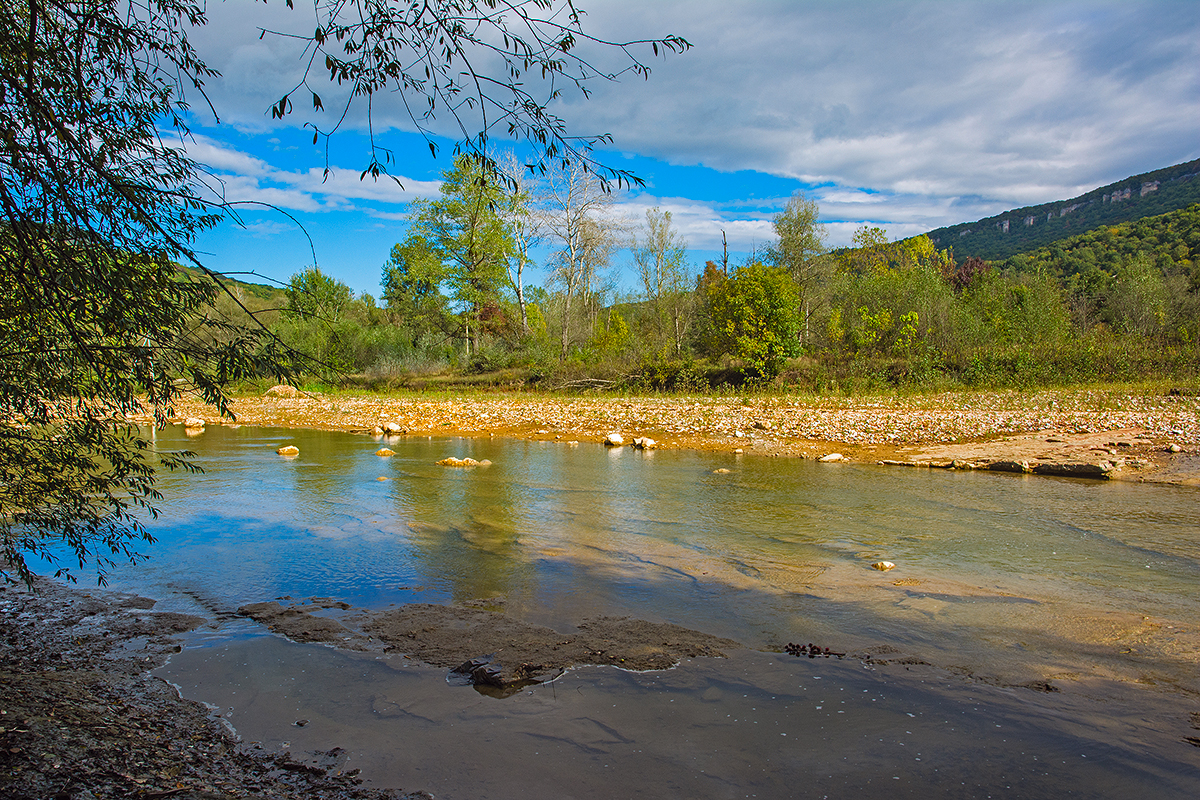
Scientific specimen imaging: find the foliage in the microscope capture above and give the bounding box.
[926,158,1200,260]
[704,263,801,377]
[269,0,690,189]
[0,0,690,583]
[0,0,299,584]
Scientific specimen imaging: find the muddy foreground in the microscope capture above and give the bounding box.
[167,386,1200,484]
[0,576,433,800]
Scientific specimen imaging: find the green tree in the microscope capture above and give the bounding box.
[705,263,802,377]
[408,155,515,356]
[0,0,687,583]
[382,234,452,349]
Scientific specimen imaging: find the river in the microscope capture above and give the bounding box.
[48,423,1200,798]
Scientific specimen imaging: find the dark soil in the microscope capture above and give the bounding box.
[0,577,431,800]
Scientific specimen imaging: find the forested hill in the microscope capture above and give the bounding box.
[926,158,1200,261]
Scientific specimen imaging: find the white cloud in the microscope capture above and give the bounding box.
[182,1,1200,239]
[184,135,442,213]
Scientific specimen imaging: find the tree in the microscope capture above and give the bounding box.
[541,162,617,360]
[768,193,828,345]
[704,263,802,378]
[0,1,688,584]
[496,152,540,335]
[632,207,692,354]
[286,266,353,321]
[408,154,515,355]
[382,234,452,349]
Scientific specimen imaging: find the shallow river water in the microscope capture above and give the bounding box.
[51,424,1200,798]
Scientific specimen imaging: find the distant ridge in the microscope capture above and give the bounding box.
[926,158,1200,261]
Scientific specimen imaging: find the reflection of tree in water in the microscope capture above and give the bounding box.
[399,442,538,606]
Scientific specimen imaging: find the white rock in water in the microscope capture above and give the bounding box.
[604,433,624,447]
[633,436,657,449]
[375,448,395,457]
[372,426,384,435]
[183,417,205,429]
[276,445,299,456]
[819,453,845,462]
[384,422,404,434]
[712,468,731,474]
[871,561,895,571]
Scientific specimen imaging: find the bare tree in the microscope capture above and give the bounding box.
[769,192,829,345]
[632,207,692,354]
[541,163,617,360]
[496,152,540,334]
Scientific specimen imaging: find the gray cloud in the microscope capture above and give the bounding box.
[186,1,1200,242]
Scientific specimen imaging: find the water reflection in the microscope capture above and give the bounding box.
[58,423,1200,693]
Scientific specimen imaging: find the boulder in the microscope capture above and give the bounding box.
[871,561,896,571]
[818,453,844,463]
[384,422,404,434]
[1031,461,1114,479]
[265,384,299,398]
[276,445,299,457]
[986,460,1031,474]
[375,448,395,457]
[183,417,205,429]
[604,433,624,447]
[1167,443,1183,453]
[437,457,480,467]
[632,436,657,450]
[371,426,384,435]
[712,468,731,474]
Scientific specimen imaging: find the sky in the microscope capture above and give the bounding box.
[181,0,1200,297]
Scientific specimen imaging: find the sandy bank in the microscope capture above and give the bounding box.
[164,387,1200,484]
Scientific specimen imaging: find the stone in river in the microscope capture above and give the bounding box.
[818,452,845,462]
[375,448,395,457]
[872,561,896,571]
[604,433,624,446]
[384,422,404,434]
[633,436,657,449]
[276,445,299,456]
[183,417,205,429]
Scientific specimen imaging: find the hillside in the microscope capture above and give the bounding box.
[927,158,1200,260]
[1011,201,1200,282]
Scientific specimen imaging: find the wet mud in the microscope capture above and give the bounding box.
[0,577,431,800]
[236,598,739,692]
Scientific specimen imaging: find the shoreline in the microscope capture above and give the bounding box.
[164,386,1200,485]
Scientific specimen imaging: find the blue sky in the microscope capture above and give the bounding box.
[183,0,1200,297]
